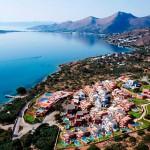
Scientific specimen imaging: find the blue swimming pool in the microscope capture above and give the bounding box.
[39,97,48,102]
[45,93,52,97]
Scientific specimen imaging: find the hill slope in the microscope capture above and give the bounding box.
[29,12,150,34]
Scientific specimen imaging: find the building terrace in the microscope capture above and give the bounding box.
[57,76,150,148]
[24,91,72,123]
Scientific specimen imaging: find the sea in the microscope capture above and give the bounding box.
[0,23,132,104]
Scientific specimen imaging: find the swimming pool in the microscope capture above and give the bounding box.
[45,93,52,97]
[39,97,48,102]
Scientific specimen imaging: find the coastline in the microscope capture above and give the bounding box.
[0,38,134,106]
[0,30,149,125]
[0,34,149,150]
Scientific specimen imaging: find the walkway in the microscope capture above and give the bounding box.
[12,104,59,140]
[136,102,150,123]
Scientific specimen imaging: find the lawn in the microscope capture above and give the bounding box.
[142,85,150,90]
[137,119,150,129]
[132,98,149,106]
[24,114,36,124]
[128,111,141,118]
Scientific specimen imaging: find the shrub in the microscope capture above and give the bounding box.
[114,135,122,142]
[122,133,129,139]
[105,143,125,150]
[0,99,26,124]
[87,144,100,150]
[24,114,36,124]
[147,125,150,132]
[128,136,136,144]
[16,87,27,95]
[55,113,63,123]
[143,134,150,143]
[32,124,59,150]
[137,130,145,136]
[135,142,149,150]
[145,114,150,120]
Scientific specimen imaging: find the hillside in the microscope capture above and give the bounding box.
[29,12,150,34]
[105,28,150,47]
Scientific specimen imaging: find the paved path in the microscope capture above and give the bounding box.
[12,101,31,140]
[143,103,150,122]
[0,124,13,130]
[12,106,59,140]
[136,102,150,123]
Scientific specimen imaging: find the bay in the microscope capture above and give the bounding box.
[0,31,131,104]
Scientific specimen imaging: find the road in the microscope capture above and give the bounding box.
[12,100,59,140]
[12,101,31,140]
[0,123,13,130]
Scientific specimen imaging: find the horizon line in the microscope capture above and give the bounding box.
[0,11,149,23]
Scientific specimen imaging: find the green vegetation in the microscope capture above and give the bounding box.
[87,144,100,150]
[142,85,150,90]
[29,124,59,150]
[146,104,150,114]
[105,143,125,150]
[138,119,150,129]
[0,128,23,150]
[132,98,149,106]
[128,111,141,118]
[0,128,12,145]
[0,124,59,150]
[143,134,150,143]
[147,125,150,132]
[145,114,150,120]
[0,47,149,125]
[113,133,129,142]
[0,99,26,124]
[0,45,149,150]
[137,130,145,136]
[114,135,122,142]
[144,104,150,120]
[0,93,42,124]
[16,87,27,95]
[135,142,149,150]
[24,114,36,124]
[128,136,136,144]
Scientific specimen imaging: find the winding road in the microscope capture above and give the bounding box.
[12,100,59,140]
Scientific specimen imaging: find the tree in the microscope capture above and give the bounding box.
[143,134,150,143]
[21,133,33,148]
[105,143,125,150]
[55,113,63,123]
[135,142,149,150]
[145,114,150,120]
[137,130,145,136]
[12,139,23,150]
[114,135,122,142]
[147,125,150,132]
[129,136,136,143]
[87,144,100,150]
[16,87,27,95]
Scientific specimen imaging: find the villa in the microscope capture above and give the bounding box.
[32,91,72,117]
[54,76,150,148]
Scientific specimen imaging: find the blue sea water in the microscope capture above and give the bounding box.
[0,31,131,104]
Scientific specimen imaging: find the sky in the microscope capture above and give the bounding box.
[0,0,150,22]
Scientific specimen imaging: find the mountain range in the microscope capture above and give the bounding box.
[29,11,150,34]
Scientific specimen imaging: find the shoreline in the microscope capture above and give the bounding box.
[0,52,131,106]
[0,29,149,125]
[0,35,149,150]
[0,40,132,106]
[0,43,134,106]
